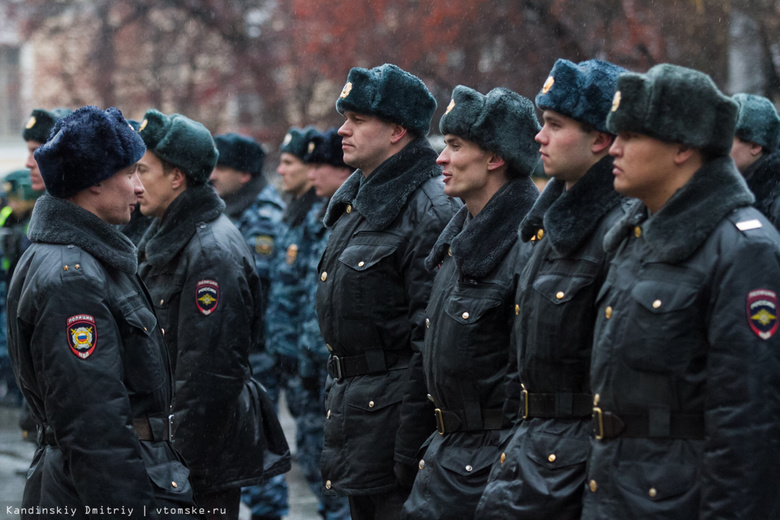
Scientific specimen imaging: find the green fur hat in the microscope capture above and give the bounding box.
[138,109,219,185]
[336,63,437,136]
[22,108,73,143]
[3,169,41,201]
[280,126,320,160]
[440,85,541,178]
[214,133,266,177]
[607,63,737,156]
[535,59,626,133]
[732,93,780,151]
[304,128,348,169]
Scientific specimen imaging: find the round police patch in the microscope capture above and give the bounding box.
[255,235,274,256]
[67,315,97,359]
[196,280,220,316]
[747,289,778,340]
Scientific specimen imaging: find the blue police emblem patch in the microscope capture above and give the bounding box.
[747,289,778,340]
[196,280,220,316]
[67,314,97,359]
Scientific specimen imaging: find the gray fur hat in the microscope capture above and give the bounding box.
[607,63,737,156]
[440,85,540,178]
[733,93,780,151]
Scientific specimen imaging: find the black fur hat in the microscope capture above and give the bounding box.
[733,93,780,151]
[336,63,437,136]
[34,106,146,198]
[22,108,73,143]
[214,133,266,177]
[304,128,348,169]
[280,126,320,160]
[440,85,541,177]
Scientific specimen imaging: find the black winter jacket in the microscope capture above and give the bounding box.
[744,150,780,228]
[138,185,290,494]
[7,194,196,518]
[583,157,780,519]
[316,138,460,495]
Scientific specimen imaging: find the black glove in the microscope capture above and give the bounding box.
[394,461,418,489]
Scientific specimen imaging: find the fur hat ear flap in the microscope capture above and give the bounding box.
[732,93,780,151]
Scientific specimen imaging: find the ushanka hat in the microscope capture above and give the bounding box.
[607,63,738,156]
[22,108,73,143]
[214,133,266,177]
[440,86,541,177]
[732,93,780,151]
[280,126,320,160]
[34,106,146,199]
[3,169,41,201]
[303,128,348,169]
[138,109,219,185]
[535,59,626,134]
[336,63,437,136]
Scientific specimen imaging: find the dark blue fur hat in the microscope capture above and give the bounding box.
[336,63,437,136]
[733,93,780,151]
[304,128,348,168]
[280,126,320,160]
[214,132,266,177]
[607,63,737,156]
[535,59,626,134]
[22,107,73,143]
[34,106,146,199]
[440,86,541,178]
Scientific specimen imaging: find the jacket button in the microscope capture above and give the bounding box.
[500,452,506,464]
[161,328,165,335]
[548,453,556,462]
[325,480,332,489]
[465,465,473,472]
[346,204,352,214]
[326,343,333,352]
[448,247,453,257]
[327,410,331,419]
[652,299,662,309]
[368,401,375,408]
[536,228,544,240]
[589,480,598,492]
[514,304,519,315]
[556,291,565,299]
[425,318,430,328]
[75,264,80,269]
[462,312,470,320]
[171,481,178,488]
[634,226,642,238]
[605,306,613,319]
[63,265,69,271]
[144,327,148,332]
[427,394,435,402]
[594,394,600,406]
[358,261,365,267]
[418,459,425,470]
[321,272,328,281]
[160,299,164,305]
[648,487,657,498]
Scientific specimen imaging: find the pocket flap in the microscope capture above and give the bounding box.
[146,461,191,494]
[338,244,396,271]
[533,274,596,305]
[524,432,589,469]
[123,306,157,337]
[438,445,497,475]
[630,281,698,313]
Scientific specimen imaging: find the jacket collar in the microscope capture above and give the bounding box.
[744,151,780,220]
[425,177,539,278]
[283,187,319,227]
[222,175,267,219]
[324,137,440,230]
[139,184,225,267]
[520,155,622,256]
[27,193,138,274]
[604,156,755,263]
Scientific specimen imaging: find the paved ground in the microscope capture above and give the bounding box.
[0,395,321,520]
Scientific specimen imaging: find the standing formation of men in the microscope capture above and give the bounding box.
[4,56,780,520]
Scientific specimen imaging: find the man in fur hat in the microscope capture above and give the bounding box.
[583,64,780,519]
[477,59,626,520]
[400,85,541,520]
[136,109,290,519]
[316,64,460,519]
[22,107,72,192]
[6,105,198,518]
[730,93,780,228]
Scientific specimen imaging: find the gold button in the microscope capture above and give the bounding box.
[589,480,598,492]
[594,394,600,406]
[649,487,657,498]
[465,465,473,472]
[536,229,544,240]
[448,247,453,257]
[75,264,80,269]
[548,454,556,462]
[160,299,164,305]
[652,299,662,309]
[462,312,470,320]
[161,328,165,336]
[427,394,435,402]
[605,306,613,319]
[171,481,178,488]
[326,480,332,489]
[418,459,425,470]
[144,327,148,332]
[346,205,352,214]
[326,343,333,352]
[63,265,69,271]
[358,261,365,267]
[327,410,331,419]
[368,401,375,408]
[515,304,520,315]
[500,452,506,464]
[426,318,430,328]
[321,272,328,281]
[634,226,642,238]
[556,291,565,299]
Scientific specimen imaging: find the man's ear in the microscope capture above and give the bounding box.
[673,144,698,166]
[592,132,614,154]
[390,123,408,144]
[486,153,506,172]
[170,168,187,190]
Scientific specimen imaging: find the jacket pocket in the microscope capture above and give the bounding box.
[147,460,195,508]
[336,244,400,321]
[613,460,699,518]
[121,303,165,394]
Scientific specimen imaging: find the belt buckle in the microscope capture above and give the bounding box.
[521,386,529,419]
[168,414,175,443]
[435,408,445,435]
[592,407,604,440]
[329,355,343,381]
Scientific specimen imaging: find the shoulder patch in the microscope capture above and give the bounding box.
[736,219,762,231]
[255,235,274,256]
[196,280,220,316]
[747,289,778,340]
[67,315,97,359]
[286,244,298,264]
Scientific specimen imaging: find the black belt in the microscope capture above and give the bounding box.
[37,415,175,445]
[592,409,704,440]
[434,407,505,435]
[327,349,410,381]
[521,390,592,419]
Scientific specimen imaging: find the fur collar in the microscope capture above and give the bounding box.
[520,155,622,256]
[138,184,225,267]
[424,177,539,278]
[604,156,755,263]
[744,151,780,221]
[283,187,319,227]
[223,175,267,219]
[324,137,440,229]
[27,193,138,274]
